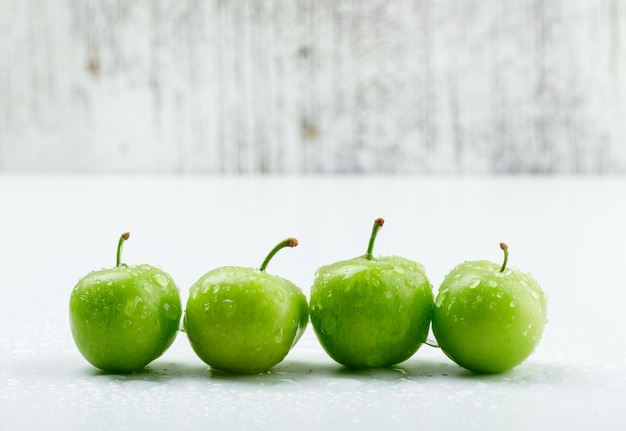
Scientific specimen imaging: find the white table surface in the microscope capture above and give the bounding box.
[1,174,625,430]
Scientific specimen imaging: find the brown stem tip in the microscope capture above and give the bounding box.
[375,218,385,227]
[116,232,131,267]
[286,238,298,247]
[499,242,509,273]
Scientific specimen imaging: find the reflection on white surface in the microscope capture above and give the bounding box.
[1,175,625,430]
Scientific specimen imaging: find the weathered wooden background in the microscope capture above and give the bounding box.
[0,0,624,174]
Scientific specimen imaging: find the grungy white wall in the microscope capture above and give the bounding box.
[0,0,625,174]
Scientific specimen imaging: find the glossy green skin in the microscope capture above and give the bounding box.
[432,260,548,374]
[310,256,433,369]
[69,264,182,372]
[184,266,309,374]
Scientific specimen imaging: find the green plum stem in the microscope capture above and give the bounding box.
[425,338,440,348]
[499,242,509,273]
[259,238,298,272]
[116,232,130,267]
[365,218,385,260]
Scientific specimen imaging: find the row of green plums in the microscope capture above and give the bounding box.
[69,218,548,375]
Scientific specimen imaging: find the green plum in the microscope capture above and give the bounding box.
[184,238,308,374]
[69,232,182,373]
[432,243,548,374]
[310,218,434,369]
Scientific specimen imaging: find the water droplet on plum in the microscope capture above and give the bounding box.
[469,279,480,289]
[125,296,143,315]
[163,303,179,320]
[153,273,169,287]
[435,291,448,308]
[488,280,497,288]
[447,297,456,312]
[275,290,285,302]
[510,301,517,308]
[472,295,483,308]
[320,319,336,335]
[338,265,369,280]
[274,328,284,343]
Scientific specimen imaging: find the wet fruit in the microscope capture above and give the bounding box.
[310,218,433,369]
[69,232,182,372]
[432,243,548,373]
[184,238,308,374]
